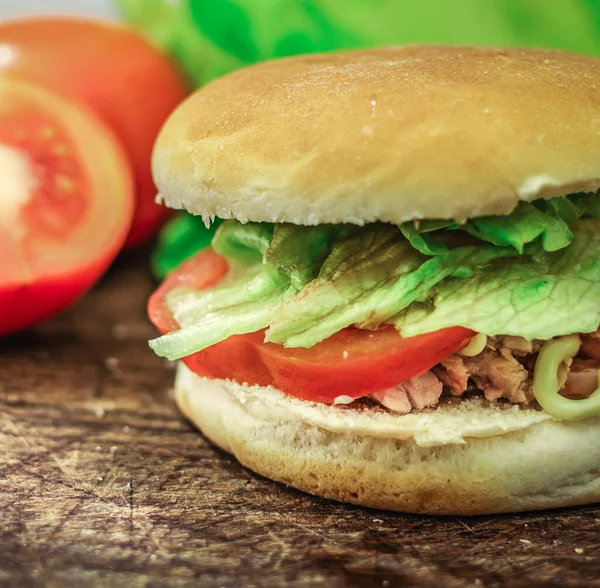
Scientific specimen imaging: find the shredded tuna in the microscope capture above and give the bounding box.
[582,328,600,360]
[372,372,443,415]
[562,358,600,399]
[433,355,468,396]
[371,387,412,414]
[463,348,531,403]
[491,335,542,357]
[371,333,598,414]
[432,336,537,404]
[403,372,444,408]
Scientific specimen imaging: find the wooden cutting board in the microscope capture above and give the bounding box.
[1,251,599,588]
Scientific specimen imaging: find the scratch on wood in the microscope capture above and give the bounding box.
[2,414,33,450]
[129,468,134,537]
[457,519,477,535]
[3,414,81,486]
[49,449,81,483]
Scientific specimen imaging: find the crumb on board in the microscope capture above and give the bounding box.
[112,323,129,340]
[104,356,124,380]
[93,406,105,418]
[104,357,120,370]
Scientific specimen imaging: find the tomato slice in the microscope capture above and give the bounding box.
[0,77,134,336]
[0,17,189,248]
[149,250,474,403]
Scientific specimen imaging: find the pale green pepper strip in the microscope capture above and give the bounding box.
[533,335,600,420]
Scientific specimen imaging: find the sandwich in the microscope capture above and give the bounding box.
[147,46,600,515]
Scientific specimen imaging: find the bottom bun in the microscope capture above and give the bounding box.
[174,363,600,515]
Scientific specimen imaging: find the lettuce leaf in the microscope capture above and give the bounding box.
[212,220,274,264]
[466,202,572,252]
[150,291,286,360]
[153,194,600,279]
[165,264,288,327]
[149,221,342,359]
[149,204,600,361]
[398,220,454,256]
[264,226,424,346]
[398,195,598,256]
[265,228,515,347]
[265,224,349,291]
[396,220,600,340]
[212,220,343,287]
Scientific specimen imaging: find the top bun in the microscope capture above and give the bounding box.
[153,46,600,225]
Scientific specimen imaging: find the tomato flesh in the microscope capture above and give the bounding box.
[0,17,189,247]
[1,112,89,240]
[0,78,134,336]
[149,250,474,403]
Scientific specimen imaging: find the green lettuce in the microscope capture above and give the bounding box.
[212,220,274,264]
[396,220,600,340]
[149,196,600,361]
[213,220,345,287]
[399,194,600,256]
[150,222,342,358]
[264,229,515,347]
[153,289,286,360]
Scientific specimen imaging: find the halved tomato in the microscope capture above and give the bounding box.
[149,250,474,403]
[0,77,134,336]
[0,17,189,247]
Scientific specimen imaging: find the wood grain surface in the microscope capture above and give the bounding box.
[1,252,599,588]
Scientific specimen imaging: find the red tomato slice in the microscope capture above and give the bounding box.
[0,17,189,248]
[148,250,474,403]
[0,77,134,336]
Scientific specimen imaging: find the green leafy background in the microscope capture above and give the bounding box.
[119,0,600,87]
[115,0,600,277]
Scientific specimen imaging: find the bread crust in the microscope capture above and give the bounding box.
[154,46,600,226]
[174,363,600,515]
